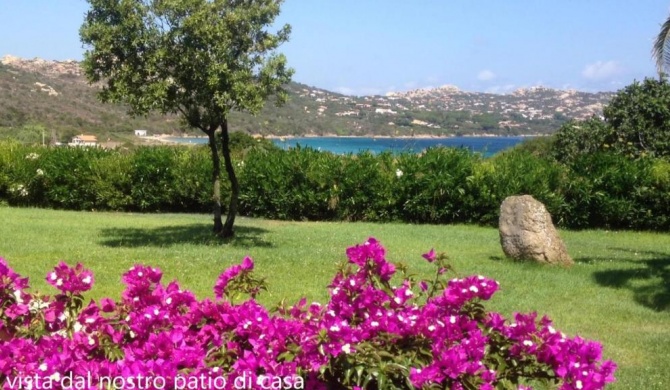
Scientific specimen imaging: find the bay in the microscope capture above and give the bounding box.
[167,136,530,156]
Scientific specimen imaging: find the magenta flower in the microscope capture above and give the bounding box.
[46,262,94,294]
[241,256,254,271]
[214,256,255,299]
[0,244,617,390]
[0,257,29,290]
[422,248,436,262]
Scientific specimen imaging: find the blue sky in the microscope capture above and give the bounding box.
[1,0,669,95]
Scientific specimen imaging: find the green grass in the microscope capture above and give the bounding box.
[1,206,669,389]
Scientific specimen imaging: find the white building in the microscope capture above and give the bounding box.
[69,134,98,147]
[134,129,148,137]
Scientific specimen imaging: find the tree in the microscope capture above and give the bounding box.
[552,78,670,161]
[602,78,670,158]
[80,0,293,237]
[653,14,670,76]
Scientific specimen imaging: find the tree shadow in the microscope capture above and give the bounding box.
[577,249,670,312]
[99,224,273,248]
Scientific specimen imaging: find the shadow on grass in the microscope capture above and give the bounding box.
[99,224,272,248]
[577,249,670,312]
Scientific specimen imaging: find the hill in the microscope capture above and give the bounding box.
[0,55,614,143]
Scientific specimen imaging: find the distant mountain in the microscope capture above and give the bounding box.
[0,55,614,143]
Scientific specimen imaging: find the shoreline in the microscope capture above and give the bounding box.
[162,133,541,139]
[139,133,542,145]
[264,133,541,139]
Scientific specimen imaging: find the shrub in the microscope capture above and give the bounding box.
[239,146,340,220]
[225,131,280,158]
[552,118,611,164]
[603,77,670,158]
[28,146,109,210]
[89,152,133,210]
[553,78,670,162]
[335,151,397,221]
[128,147,182,211]
[563,153,670,230]
[1,140,669,230]
[0,239,617,389]
[170,146,218,213]
[473,149,568,226]
[395,147,479,224]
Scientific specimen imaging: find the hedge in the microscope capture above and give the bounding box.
[1,141,669,230]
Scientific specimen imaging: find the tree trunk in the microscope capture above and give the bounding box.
[207,129,224,234]
[220,118,239,238]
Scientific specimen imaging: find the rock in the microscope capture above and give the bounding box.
[499,195,573,266]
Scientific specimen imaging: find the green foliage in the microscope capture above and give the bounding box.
[602,78,670,158]
[507,135,554,158]
[1,140,669,230]
[128,147,181,211]
[552,118,611,163]
[335,152,397,221]
[468,149,568,226]
[224,132,280,158]
[564,153,670,230]
[238,147,339,220]
[553,78,670,162]
[80,0,294,237]
[81,0,294,121]
[0,123,47,145]
[89,152,134,210]
[0,143,216,213]
[396,148,478,223]
[653,13,670,75]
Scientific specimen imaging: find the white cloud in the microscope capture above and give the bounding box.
[477,70,496,81]
[582,61,624,80]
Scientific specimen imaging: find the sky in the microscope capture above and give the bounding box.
[1,0,669,95]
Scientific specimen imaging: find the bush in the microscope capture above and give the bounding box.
[603,77,670,158]
[552,118,611,164]
[467,149,568,226]
[563,153,670,230]
[0,143,223,213]
[335,151,397,221]
[238,147,340,220]
[553,78,670,162]
[26,147,108,210]
[1,141,669,230]
[396,147,478,224]
[0,239,617,389]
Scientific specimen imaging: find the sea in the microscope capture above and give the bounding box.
[167,136,530,156]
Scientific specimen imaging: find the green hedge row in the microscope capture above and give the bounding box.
[0,142,215,212]
[1,140,669,230]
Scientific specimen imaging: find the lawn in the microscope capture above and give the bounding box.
[0,206,668,389]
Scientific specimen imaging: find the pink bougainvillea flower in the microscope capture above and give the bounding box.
[214,257,254,300]
[422,248,436,262]
[45,262,94,294]
[241,256,254,271]
[0,240,617,390]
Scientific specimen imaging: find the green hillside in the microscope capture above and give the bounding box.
[0,56,615,143]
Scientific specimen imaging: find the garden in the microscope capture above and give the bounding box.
[0,207,669,389]
[2,7,670,386]
[2,78,670,389]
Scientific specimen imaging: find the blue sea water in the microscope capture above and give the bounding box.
[168,136,529,156]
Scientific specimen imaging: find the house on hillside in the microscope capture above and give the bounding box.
[69,134,98,147]
[134,129,148,137]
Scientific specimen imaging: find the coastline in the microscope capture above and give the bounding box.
[257,133,541,140]
[140,133,541,145]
